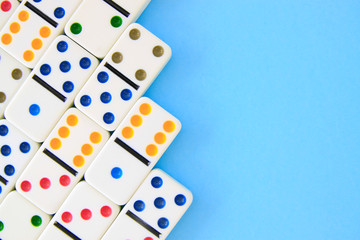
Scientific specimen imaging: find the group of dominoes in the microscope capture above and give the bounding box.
[0,0,192,239]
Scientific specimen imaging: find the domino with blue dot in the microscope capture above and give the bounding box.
[38,181,120,240]
[75,23,171,131]
[64,0,151,58]
[0,191,51,239]
[0,0,19,29]
[0,119,39,203]
[85,97,181,205]
[0,47,30,118]
[0,0,82,68]
[102,168,193,240]
[5,35,99,142]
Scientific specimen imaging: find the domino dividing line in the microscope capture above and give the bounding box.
[126,210,161,238]
[0,175,8,185]
[32,75,67,102]
[54,221,81,240]
[43,149,78,176]
[104,62,140,90]
[114,137,150,166]
[103,0,130,18]
[24,1,58,28]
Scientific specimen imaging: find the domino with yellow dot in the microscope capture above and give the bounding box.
[85,97,181,205]
[0,0,82,68]
[15,108,109,214]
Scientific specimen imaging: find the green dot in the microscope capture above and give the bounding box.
[0,221,4,231]
[70,23,82,34]
[31,215,42,227]
[110,16,122,28]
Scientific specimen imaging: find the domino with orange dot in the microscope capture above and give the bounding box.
[0,0,19,29]
[5,35,99,142]
[38,181,120,240]
[15,108,109,214]
[85,97,181,205]
[74,23,172,131]
[64,0,151,58]
[0,47,30,118]
[0,0,82,68]
[0,191,51,239]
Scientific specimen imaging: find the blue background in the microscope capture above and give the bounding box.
[137,0,360,239]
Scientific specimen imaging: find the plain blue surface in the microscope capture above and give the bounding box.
[137,0,360,239]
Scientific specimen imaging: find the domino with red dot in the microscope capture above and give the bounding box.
[16,108,109,214]
[85,97,181,205]
[0,0,19,29]
[38,181,120,240]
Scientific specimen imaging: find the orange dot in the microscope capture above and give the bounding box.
[130,115,142,127]
[1,33,12,45]
[66,115,78,126]
[163,120,175,133]
[146,144,158,157]
[18,11,29,22]
[39,26,51,38]
[23,50,34,62]
[81,144,93,156]
[139,103,151,115]
[154,132,166,144]
[50,138,61,150]
[31,38,42,50]
[73,155,85,167]
[90,132,102,144]
[122,127,134,139]
[58,126,70,138]
[9,22,20,33]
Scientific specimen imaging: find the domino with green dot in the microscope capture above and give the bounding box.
[64,0,151,58]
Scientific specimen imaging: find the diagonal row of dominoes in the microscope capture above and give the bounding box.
[0,0,193,239]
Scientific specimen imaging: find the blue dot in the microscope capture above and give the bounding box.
[29,104,40,116]
[100,92,112,104]
[120,89,132,101]
[54,7,65,19]
[20,142,31,154]
[40,64,51,76]
[134,200,145,212]
[1,145,11,156]
[33,0,41,2]
[97,71,109,83]
[158,217,169,229]
[0,125,9,136]
[63,81,74,93]
[111,167,122,179]
[59,61,71,73]
[4,165,15,176]
[103,112,114,124]
[79,57,91,69]
[57,41,68,52]
[175,194,187,206]
[80,95,91,107]
[0,186,2,194]
[154,197,166,209]
[151,176,163,188]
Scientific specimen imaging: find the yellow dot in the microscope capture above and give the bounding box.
[73,155,85,167]
[146,144,158,157]
[23,50,34,62]
[58,126,70,138]
[50,138,61,150]
[18,11,29,22]
[122,127,134,139]
[90,132,101,144]
[81,144,93,156]
[10,22,20,33]
[31,38,42,50]
[163,120,175,133]
[139,103,151,115]
[66,115,78,126]
[39,26,51,38]
[1,33,12,45]
[154,132,166,144]
[130,115,142,127]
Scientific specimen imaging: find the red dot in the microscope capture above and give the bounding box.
[61,211,73,223]
[39,177,51,189]
[20,180,31,192]
[59,175,71,186]
[1,1,11,12]
[144,237,153,240]
[100,206,112,217]
[80,209,92,220]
